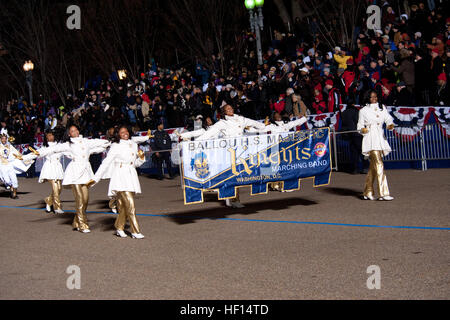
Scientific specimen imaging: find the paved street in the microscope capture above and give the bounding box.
[1,169,449,299]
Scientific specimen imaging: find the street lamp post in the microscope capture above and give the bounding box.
[23,60,34,105]
[245,0,264,65]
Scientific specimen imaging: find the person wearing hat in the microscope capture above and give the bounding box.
[430,47,444,85]
[355,46,372,69]
[324,79,342,113]
[414,49,432,105]
[434,72,448,106]
[382,6,396,26]
[312,83,327,114]
[392,81,413,106]
[333,47,352,70]
[357,90,395,201]
[391,48,415,99]
[151,121,175,180]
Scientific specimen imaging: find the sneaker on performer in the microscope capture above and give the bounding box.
[116,230,127,238]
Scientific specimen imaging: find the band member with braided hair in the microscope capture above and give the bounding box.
[34,125,110,233]
[357,90,395,201]
[91,126,150,239]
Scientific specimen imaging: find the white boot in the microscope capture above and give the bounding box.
[80,229,91,233]
[225,199,232,207]
[111,208,117,214]
[116,230,127,238]
[131,233,145,239]
[363,195,375,200]
[379,195,394,201]
[54,209,64,214]
[45,204,52,212]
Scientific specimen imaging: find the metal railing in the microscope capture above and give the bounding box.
[31,124,449,174]
[330,123,450,171]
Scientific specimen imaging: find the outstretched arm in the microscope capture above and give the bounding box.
[283,116,307,131]
[179,128,206,140]
[34,143,70,158]
[197,122,225,140]
[132,129,153,144]
[93,145,118,183]
[87,138,110,150]
[243,117,266,130]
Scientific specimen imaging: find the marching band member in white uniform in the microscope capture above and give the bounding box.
[35,125,110,233]
[91,126,148,239]
[0,134,34,199]
[197,105,266,141]
[31,130,65,213]
[357,90,395,201]
[96,129,152,214]
[197,105,267,208]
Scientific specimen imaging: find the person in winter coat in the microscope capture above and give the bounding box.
[92,126,149,239]
[357,90,395,201]
[391,54,416,97]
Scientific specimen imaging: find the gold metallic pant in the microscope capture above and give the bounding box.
[109,197,117,211]
[364,151,390,198]
[45,180,62,210]
[71,184,90,231]
[115,191,141,234]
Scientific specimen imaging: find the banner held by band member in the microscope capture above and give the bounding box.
[181,128,332,204]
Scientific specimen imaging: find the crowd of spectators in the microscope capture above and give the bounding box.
[0,1,449,145]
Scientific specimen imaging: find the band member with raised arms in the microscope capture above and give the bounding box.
[91,126,148,239]
[96,127,152,214]
[197,104,267,208]
[0,133,34,199]
[30,130,65,213]
[197,104,267,141]
[35,125,110,233]
[357,90,395,201]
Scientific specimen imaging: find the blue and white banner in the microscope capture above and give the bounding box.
[181,128,332,204]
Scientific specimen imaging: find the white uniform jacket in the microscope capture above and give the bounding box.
[357,103,394,156]
[38,136,110,185]
[197,114,266,140]
[93,139,145,197]
[37,142,64,183]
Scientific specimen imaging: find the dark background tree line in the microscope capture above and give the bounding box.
[0,0,370,104]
